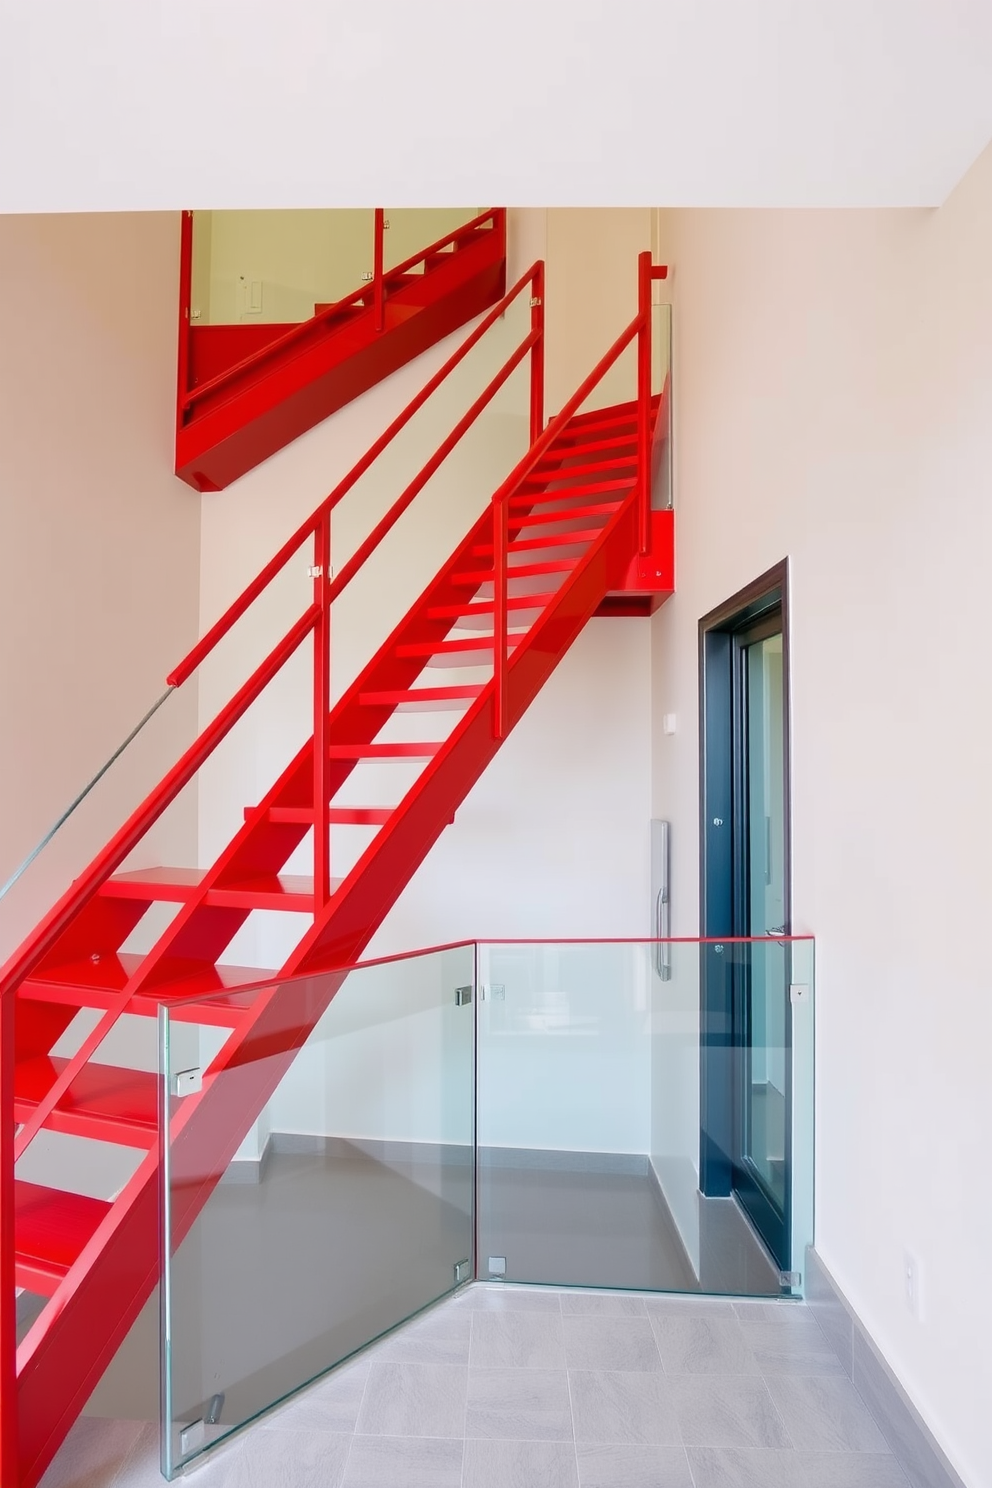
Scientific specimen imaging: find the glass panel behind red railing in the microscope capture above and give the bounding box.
[190,209,377,327]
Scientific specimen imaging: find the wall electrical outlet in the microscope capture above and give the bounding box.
[903,1250,922,1319]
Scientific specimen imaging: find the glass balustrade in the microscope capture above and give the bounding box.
[159,943,477,1477]
[651,300,673,509]
[188,208,489,327]
[381,208,485,275]
[477,937,813,1298]
[190,209,377,326]
[158,934,814,1479]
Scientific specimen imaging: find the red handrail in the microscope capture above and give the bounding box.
[179,208,503,414]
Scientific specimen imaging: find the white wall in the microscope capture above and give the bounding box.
[0,214,201,964]
[650,147,992,1487]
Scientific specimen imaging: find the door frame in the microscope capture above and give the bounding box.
[697,561,793,1255]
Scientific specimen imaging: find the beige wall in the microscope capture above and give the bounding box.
[650,148,992,1486]
[0,213,201,962]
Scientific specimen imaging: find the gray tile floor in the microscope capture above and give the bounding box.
[41,1285,910,1488]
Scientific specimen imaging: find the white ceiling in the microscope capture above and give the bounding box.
[2,0,991,213]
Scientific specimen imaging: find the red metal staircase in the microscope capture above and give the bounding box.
[176,208,507,491]
[1,252,672,1487]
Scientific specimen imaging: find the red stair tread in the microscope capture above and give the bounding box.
[528,456,637,482]
[453,559,578,585]
[427,594,554,620]
[359,685,484,711]
[560,412,638,439]
[14,1056,158,1146]
[244,805,394,826]
[101,867,205,902]
[15,1181,112,1295]
[205,874,339,910]
[327,742,441,760]
[513,501,622,528]
[472,528,611,558]
[510,479,634,507]
[19,956,271,1023]
[544,433,638,460]
[395,635,523,660]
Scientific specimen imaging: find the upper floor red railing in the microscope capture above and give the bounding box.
[176,207,506,422]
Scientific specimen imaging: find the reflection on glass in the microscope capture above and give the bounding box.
[650,301,673,509]
[188,209,491,327]
[160,945,475,1479]
[158,934,814,1478]
[744,634,787,1210]
[382,208,484,273]
[190,209,377,326]
[476,939,813,1301]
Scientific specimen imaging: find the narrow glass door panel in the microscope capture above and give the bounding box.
[160,944,475,1479]
[738,628,789,1249]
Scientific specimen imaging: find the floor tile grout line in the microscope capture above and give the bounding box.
[563,1350,580,1488]
[457,1318,471,1488]
[95,1420,148,1488]
[755,1371,799,1452]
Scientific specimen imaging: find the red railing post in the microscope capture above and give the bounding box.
[494,494,509,741]
[1,989,17,1486]
[373,208,385,334]
[312,514,332,906]
[176,210,194,432]
[637,250,652,555]
[529,262,545,444]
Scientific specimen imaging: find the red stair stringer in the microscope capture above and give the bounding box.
[13,484,640,1488]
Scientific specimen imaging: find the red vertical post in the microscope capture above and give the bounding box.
[176,210,194,435]
[493,495,508,740]
[637,250,653,555]
[1,990,18,1487]
[312,516,332,907]
[529,261,545,445]
[373,208,385,334]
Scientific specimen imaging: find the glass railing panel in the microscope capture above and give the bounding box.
[476,939,662,1290]
[0,679,195,970]
[190,209,376,326]
[477,938,815,1299]
[650,300,673,509]
[159,943,476,1479]
[786,936,815,1288]
[382,208,485,275]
